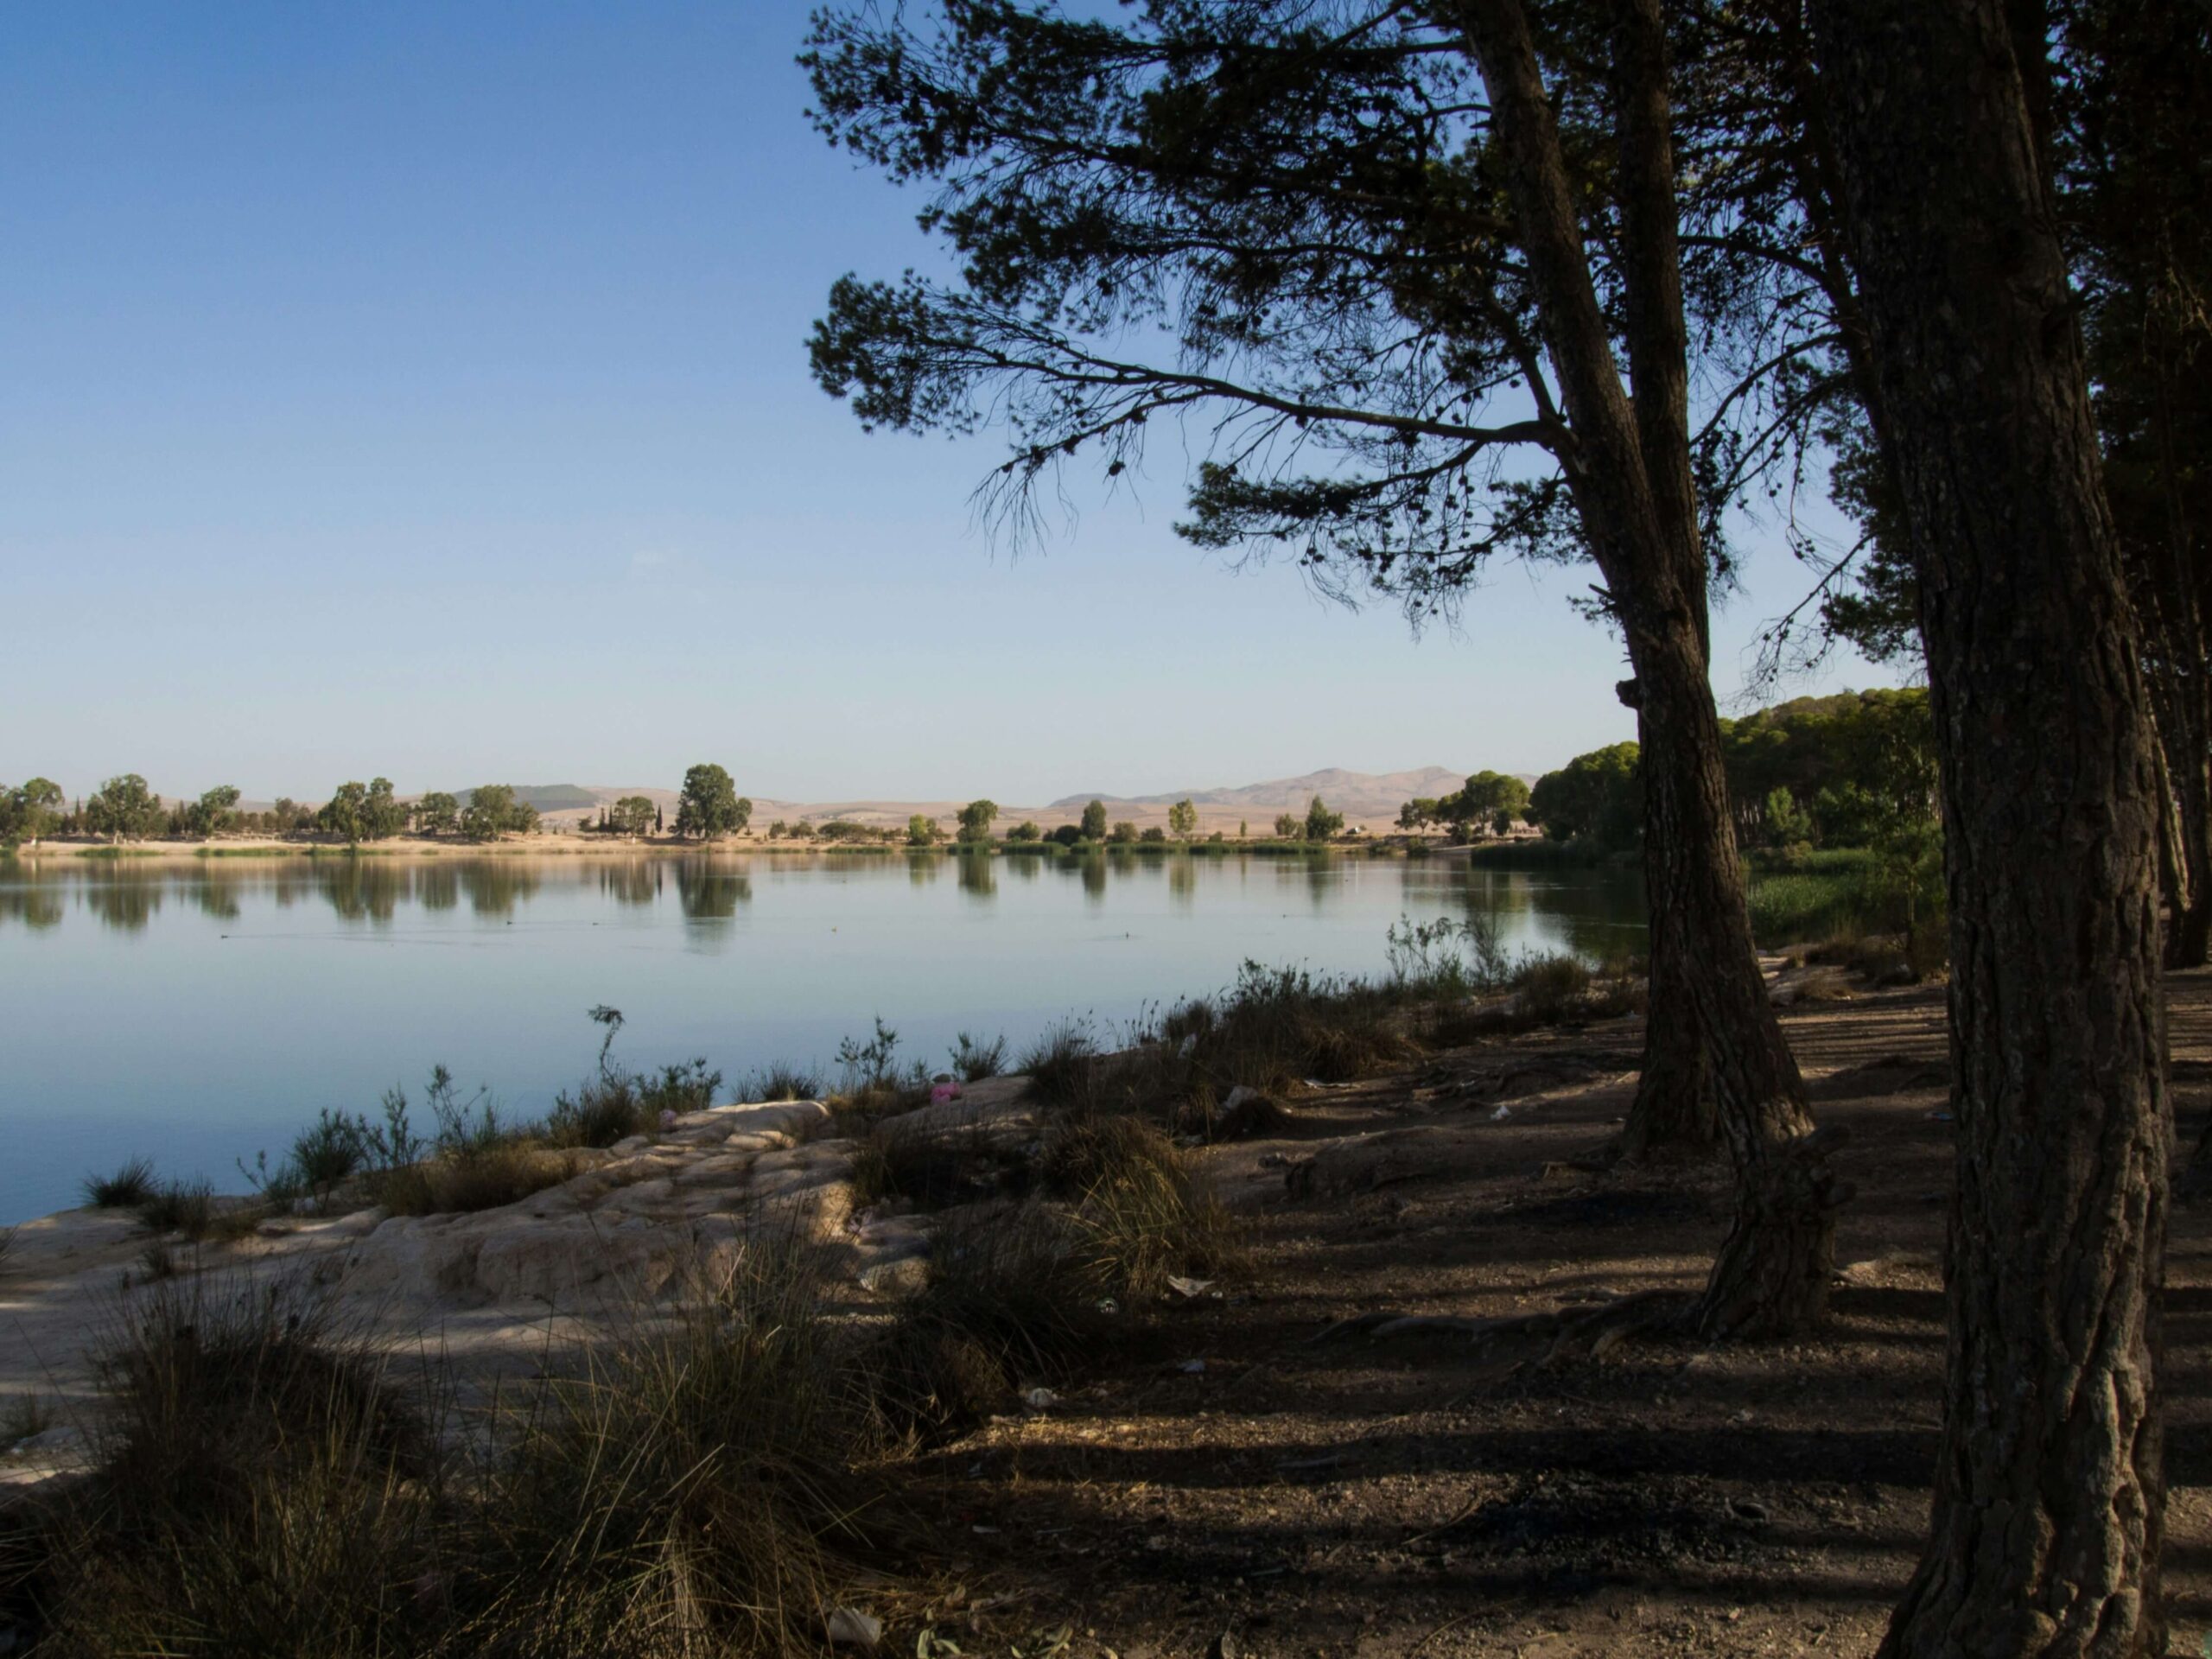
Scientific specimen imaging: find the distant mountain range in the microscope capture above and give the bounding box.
[1046,766,1477,821]
[220,767,1502,833]
[493,767,1489,833]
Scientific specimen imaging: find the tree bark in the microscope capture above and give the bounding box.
[1455,0,1839,1333]
[1810,3,2171,1652]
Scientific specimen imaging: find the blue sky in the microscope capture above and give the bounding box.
[0,2,1904,805]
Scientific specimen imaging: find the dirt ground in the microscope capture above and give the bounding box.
[917,971,2212,1658]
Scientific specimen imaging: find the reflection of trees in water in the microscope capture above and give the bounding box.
[463,861,543,919]
[598,860,662,907]
[1167,855,1197,906]
[1258,849,1339,908]
[1443,867,1647,964]
[676,861,751,922]
[1304,853,1336,906]
[0,881,66,930]
[1002,851,1041,881]
[84,870,163,932]
[414,864,461,912]
[1079,853,1107,903]
[318,858,407,924]
[905,852,942,889]
[955,851,995,899]
[189,877,241,922]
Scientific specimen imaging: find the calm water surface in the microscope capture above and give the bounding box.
[0,850,1643,1223]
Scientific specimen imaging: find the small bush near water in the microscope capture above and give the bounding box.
[134,1179,217,1241]
[950,1030,1007,1082]
[544,1058,722,1149]
[743,1060,825,1102]
[80,1157,157,1211]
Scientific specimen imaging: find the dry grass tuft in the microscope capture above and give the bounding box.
[3,1238,925,1658]
[474,1232,913,1655]
[81,1157,157,1211]
[5,1281,442,1657]
[365,1144,576,1217]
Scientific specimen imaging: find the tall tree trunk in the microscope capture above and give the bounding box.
[1455,0,1840,1333]
[1811,3,2171,1652]
[1622,858,1719,1156]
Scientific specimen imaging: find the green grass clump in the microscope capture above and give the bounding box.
[82,1157,158,1211]
[1746,870,1869,946]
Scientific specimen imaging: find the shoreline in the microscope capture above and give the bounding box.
[2,833,1472,864]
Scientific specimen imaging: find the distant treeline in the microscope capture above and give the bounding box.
[0,775,542,849]
[1,760,1363,854]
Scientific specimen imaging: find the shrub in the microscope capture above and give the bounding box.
[1018,1019,1100,1107]
[949,1030,1007,1082]
[1052,1117,1242,1301]
[287,1108,365,1192]
[1512,953,1592,1021]
[367,1145,575,1217]
[743,1061,825,1102]
[16,1283,442,1656]
[867,1204,1101,1436]
[82,1156,157,1210]
[543,1074,649,1149]
[1,1389,51,1445]
[544,1060,718,1149]
[834,1018,931,1116]
[639,1057,721,1117]
[481,1233,906,1653]
[850,1119,1014,1211]
[136,1179,216,1240]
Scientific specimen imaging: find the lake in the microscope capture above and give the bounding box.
[0,849,1645,1223]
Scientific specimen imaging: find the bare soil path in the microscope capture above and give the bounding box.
[923,972,2212,1658]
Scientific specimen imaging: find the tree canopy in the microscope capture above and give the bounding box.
[86,774,162,842]
[957,798,1000,842]
[676,765,751,841]
[460,785,537,843]
[0,779,63,847]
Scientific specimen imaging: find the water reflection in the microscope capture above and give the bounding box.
[85,871,163,932]
[318,859,406,925]
[0,883,64,929]
[598,860,662,907]
[0,851,1648,962]
[463,862,542,919]
[1167,855,1196,907]
[416,864,461,912]
[675,863,751,924]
